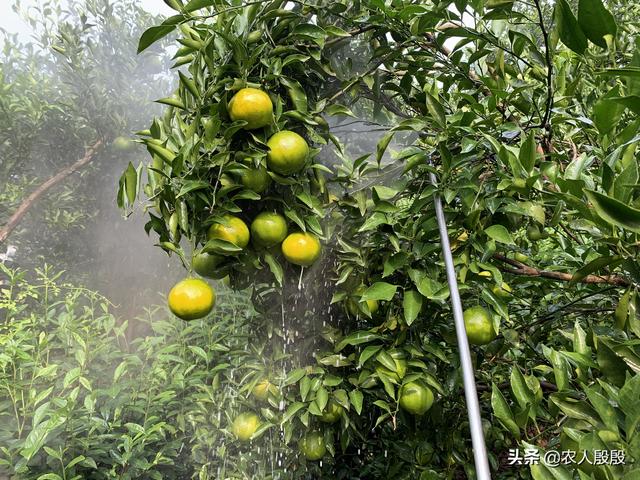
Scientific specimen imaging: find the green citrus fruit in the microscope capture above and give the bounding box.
[320,399,343,423]
[399,381,434,415]
[299,431,326,461]
[491,282,512,299]
[239,165,271,193]
[526,224,544,241]
[345,286,379,317]
[514,252,529,263]
[228,88,273,130]
[266,130,309,175]
[541,162,559,181]
[207,215,250,248]
[463,306,497,346]
[231,412,260,441]
[192,252,223,279]
[112,136,134,151]
[251,379,271,401]
[281,232,321,266]
[251,212,288,248]
[168,278,215,320]
[247,29,262,44]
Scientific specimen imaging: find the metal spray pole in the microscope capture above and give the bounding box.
[430,171,492,480]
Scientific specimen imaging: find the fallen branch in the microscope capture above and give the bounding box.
[492,253,629,287]
[0,140,103,244]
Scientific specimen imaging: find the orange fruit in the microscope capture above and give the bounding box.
[399,381,434,415]
[251,212,288,248]
[266,130,309,175]
[281,232,321,266]
[231,412,260,441]
[228,88,273,130]
[168,278,215,320]
[299,431,326,461]
[207,215,250,248]
[463,306,497,345]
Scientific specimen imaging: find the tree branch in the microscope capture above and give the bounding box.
[533,0,554,148]
[0,140,103,245]
[492,253,629,287]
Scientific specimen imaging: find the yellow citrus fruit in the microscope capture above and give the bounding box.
[168,278,215,321]
[463,306,497,345]
[251,379,271,401]
[299,431,326,461]
[399,381,434,416]
[207,215,250,248]
[281,232,321,266]
[228,88,273,130]
[231,412,260,441]
[192,252,222,279]
[239,165,271,193]
[266,130,309,175]
[320,399,343,424]
[251,212,288,248]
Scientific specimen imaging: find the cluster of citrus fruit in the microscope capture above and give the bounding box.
[167,88,322,321]
[229,409,328,461]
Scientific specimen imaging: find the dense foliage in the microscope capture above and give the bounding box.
[2,0,640,479]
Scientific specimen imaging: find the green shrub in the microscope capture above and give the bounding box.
[0,264,258,479]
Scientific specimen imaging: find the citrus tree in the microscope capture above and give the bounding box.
[126,0,640,478]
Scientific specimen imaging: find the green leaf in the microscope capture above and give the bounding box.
[424,91,446,129]
[550,396,602,426]
[177,180,210,197]
[619,374,640,437]
[578,0,617,49]
[183,0,216,12]
[403,290,423,326]
[282,402,305,424]
[137,16,183,53]
[376,131,395,166]
[283,368,306,386]
[510,368,536,410]
[584,189,640,232]
[555,0,588,54]
[315,386,329,412]
[595,67,640,78]
[570,255,622,284]
[124,162,138,206]
[491,383,520,438]
[280,77,308,113]
[359,345,383,366]
[264,252,283,286]
[484,225,515,245]
[519,130,536,174]
[348,390,364,415]
[335,331,382,352]
[583,386,619,433]
[361,282,398,302]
